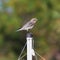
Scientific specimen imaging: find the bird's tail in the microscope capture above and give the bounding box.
[16,29,23,32]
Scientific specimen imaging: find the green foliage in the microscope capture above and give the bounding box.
[0,0,60,60]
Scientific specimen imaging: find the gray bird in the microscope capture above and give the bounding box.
[16,18,38,31]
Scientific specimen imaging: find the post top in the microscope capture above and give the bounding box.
[26,33,33,37]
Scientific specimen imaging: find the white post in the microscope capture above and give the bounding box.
[26,33,33,60]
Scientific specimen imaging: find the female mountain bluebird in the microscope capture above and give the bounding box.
[16,18,38,31]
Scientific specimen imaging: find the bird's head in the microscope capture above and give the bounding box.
[30,18,38,23]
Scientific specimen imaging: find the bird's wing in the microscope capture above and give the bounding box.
[22,21,34,28]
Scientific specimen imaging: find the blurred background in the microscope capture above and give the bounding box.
[0,0,60,60]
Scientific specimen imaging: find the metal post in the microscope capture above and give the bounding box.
[26,33,33,60]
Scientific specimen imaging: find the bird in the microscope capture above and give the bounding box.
[16,18,38,32]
